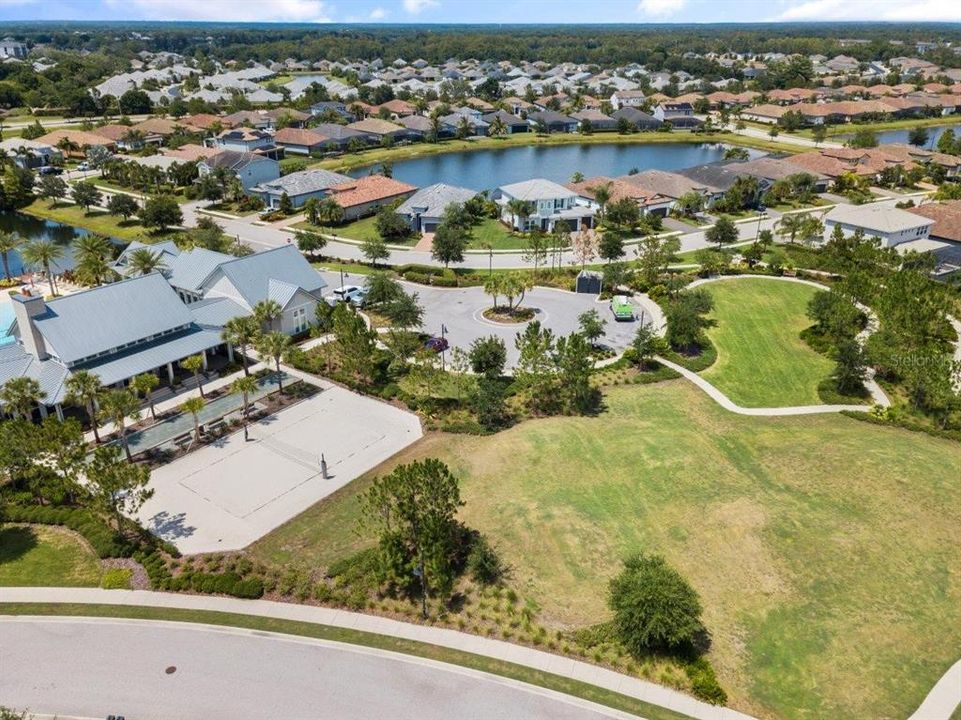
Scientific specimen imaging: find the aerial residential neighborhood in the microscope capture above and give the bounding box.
[0,6,960,720]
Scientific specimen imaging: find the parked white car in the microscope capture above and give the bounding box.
[326,285,364,305]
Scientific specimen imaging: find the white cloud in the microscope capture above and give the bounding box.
[104,0,333,22]
[402,0,438,14]
[776,0,961,21]
[637,0,687,17]
[369,6,387,19]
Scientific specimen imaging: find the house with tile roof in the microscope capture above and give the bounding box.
[326,175,418,221]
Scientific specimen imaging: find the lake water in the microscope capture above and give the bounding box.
[0,211,91,279]
[350,141,766,190]
[837,123,961,147]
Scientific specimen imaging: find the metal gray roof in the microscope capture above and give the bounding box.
[0,343,69,406]
[166,248,233,293]
[28,274,194,365]
[252,169,352,198]
[76,328,224,388]
[266,279,302,307]
[207,245,326,309]
[395,183,477,219]
[189,297,250,329]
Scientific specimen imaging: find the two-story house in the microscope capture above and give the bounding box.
[494,178,595,232]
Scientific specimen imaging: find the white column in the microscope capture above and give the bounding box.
[167,362,175,384]
[55,404,64,421]
[201,349,208,370]
[226,342,234,363]
[38,404,48,419]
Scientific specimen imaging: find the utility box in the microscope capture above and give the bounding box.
[575,270,602,294]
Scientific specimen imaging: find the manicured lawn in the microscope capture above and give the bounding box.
[0,603,696,720]
[468,217,527,249]
[22,200,154,242]
[0,525,102,587]
[698,277,836,407]
[306,216,524,250]
[250,380,961,720]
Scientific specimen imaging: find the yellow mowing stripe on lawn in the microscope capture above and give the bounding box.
[250,381,961,720]
[698,278,835,407]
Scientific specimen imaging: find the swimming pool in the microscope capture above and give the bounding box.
[0,301,15,345]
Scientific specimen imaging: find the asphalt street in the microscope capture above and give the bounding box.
[0,617,639,720]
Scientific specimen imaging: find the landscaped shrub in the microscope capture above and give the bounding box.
[1,505,134,558]
[466,536,507,585]
[684,657,728,704]
[100,568,133,590]
[608,553,705,654]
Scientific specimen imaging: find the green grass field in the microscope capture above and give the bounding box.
[0,525,102,587]
[22,200,153,242]
[698,278,836,407]
[308,215,530,250]
[251,380,961,720]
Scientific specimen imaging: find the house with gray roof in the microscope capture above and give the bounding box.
[2,245,328,420]
[494,178,595,231]
[824,204,935,248]
[198,150,280,191]
[251,168,352,210]
[2,274,225,419]
[395,183,477,233]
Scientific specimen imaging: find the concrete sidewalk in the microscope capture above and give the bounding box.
[0,587,757,720]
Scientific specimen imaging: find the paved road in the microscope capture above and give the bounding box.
[0,617,638,720]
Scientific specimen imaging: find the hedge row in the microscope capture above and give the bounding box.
[2,505,135,558]
[134,549,265,599]
[165,571,264,599]
[402,270,458,287]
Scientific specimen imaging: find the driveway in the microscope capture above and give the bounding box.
[0,617,637,720]
[137,380,422,554]
[321,270,657,368]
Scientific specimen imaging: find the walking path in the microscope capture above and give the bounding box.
[908,657,961,720]
[659,275,889,414]
[0,586,757,720]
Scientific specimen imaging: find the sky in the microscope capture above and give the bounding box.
[0,0,959,24]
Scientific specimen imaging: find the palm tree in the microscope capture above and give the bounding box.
[125,247,165,276]
[253,299,282,333]
[181,396,205,445]
[317,196,344,225]
[130,372,160,420]
[231,375,258,440]
[221,315,259,376]
[56,137,80,157]
[589,182,612,222]
[256,331,292,394]
[65,369,104,442]
[488,114,507,137]
[0,376,46,420]
[98,388,141,461]
[506,198,532,232]
[20,239,65,296]
[180,354,206,398]
[776,213,806,245]
[72,234,115,286]
[0,230,22,281]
